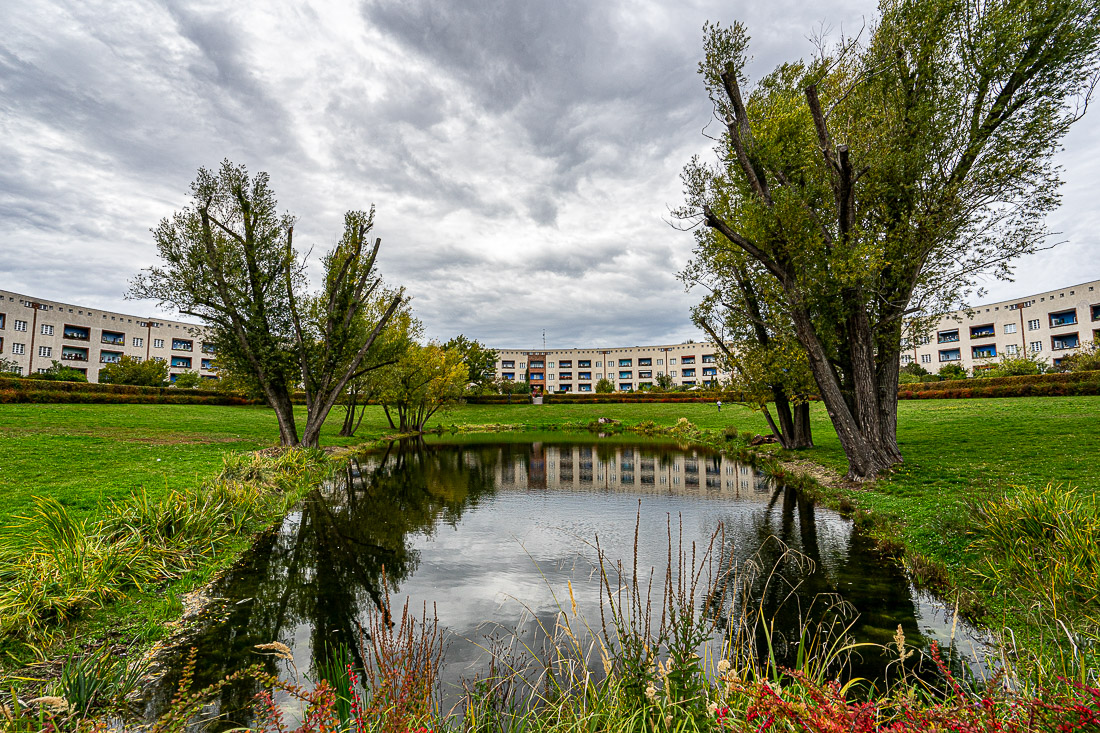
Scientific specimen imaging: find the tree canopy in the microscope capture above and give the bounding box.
[681,0,1100,480]
[99,355,168,387]
[130,161,403,447]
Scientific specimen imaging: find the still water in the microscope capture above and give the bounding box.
[143,434,988,726]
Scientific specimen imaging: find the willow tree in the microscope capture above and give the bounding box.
[681,0,1100,480]
[131,161,403,448]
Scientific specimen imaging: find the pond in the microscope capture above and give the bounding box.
[142,434,988,727]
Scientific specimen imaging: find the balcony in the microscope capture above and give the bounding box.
[702,355,716,363]
[638,358,652,366]
[501,361,515,369]
[201,359,214,370]
[618,360,632,367]
[172,339,194,351]
[939,349,961,362]
[618,372,632,380]
[702,367,718,376]
[938,330,960,343]
[100,351,123,364]
[558,373,572,380]
[558,361,572,368]
[639,371,652,378]
[201,343,216,354]
[1092,305,1100,322]
[972,346,997,359]
[1050,309,1078,328]
[529,361,544,369]
[578,372,591,380]
[101,331,125,346]
[61,348,88,362]
[682,369,696,377]
[64,326,90,341]
[1052,334,1080,351]
[681,356,696,364]
[578,360,591,368]
[970,324,995,338]
[171,356,192,368]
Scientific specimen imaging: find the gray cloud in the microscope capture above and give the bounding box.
[1,0,1097,350]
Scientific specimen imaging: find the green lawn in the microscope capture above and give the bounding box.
[2,396,1097,583]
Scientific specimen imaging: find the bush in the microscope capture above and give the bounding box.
[897,370,1100,399]
[937,363,967,380]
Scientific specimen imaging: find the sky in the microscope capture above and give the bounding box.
[2,0,1098,350]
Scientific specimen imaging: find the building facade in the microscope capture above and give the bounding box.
[902,279,1100,373]
[492,341,728,392]
[0,289,217,383]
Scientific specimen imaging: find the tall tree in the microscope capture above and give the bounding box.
[131,161,403,447]
[681,1,1100,480]
[373,343,468,433]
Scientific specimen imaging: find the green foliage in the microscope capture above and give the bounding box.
[973,483,1100,612]
[0,357,21,375]
[1053,341,1100,373]
[656,372,674,390]
[595,377,614,393]
[901,362,930,377]
[372,343,469,433]
[443,335,498,390]
[99,355,169,386]
[171,370,202,389]
[977,351,1048,377]
[936,363,967,380]
[24,361,88,383]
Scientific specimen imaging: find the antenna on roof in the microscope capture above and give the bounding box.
[543,330,546,350]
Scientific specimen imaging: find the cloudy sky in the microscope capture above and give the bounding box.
[2,0,1098,349]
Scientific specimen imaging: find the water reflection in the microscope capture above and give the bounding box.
[144,437,986,728]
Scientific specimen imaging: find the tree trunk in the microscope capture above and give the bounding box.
[792,402,813,449]
[265,386,300,447]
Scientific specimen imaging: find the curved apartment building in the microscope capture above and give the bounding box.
[492,342,728,392]
[902,279,1100,373]
[0,289,216,383]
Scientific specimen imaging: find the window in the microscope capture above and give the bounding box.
[900,354,913,364]
[0,314,4,329]
[519,362,525,369]
[656,359,663,365]
[920,354,932,363]
[133,337,144,347]
[548,374,555,380]
[12,343,25,355]
[530,373,543,380]
[1006,344,1019,355]
[1004,323,1017,334]
[1030,341,1042,352]
[1027,319,1041,330]
[153,338,165,348]
[670,370,678,377]
[41,324,54,336]
[14,320,27,332]
[1093,304,1100,321]
[669,358,677,364]
[38,346,52,358]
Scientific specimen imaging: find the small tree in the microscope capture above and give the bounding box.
[0,358,20,375]
[443,335,498,392]
[656,372,674,391]
[28,361,88,383]
[595,378,615,393]
[99,355,169,386]
[172,370,202,389]
[1051,342,1100,373]
[979,351,1047,377]
[937,363,968,381]
[374,343,468,433]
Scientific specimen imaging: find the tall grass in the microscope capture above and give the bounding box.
[0,449,328,645]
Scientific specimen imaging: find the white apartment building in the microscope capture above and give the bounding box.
[492,341,728,392]
[902,279,1100,373]
[0,289,217,383]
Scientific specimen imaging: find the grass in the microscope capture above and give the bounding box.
[1,397,1098,697]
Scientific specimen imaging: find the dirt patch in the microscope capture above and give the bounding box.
[777,456,861,493]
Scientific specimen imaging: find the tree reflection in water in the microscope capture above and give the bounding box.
[143,438,984,728]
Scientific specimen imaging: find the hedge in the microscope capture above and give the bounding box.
[0,377,259,405]
[466,391,748,405]
[898,370,1100,399]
